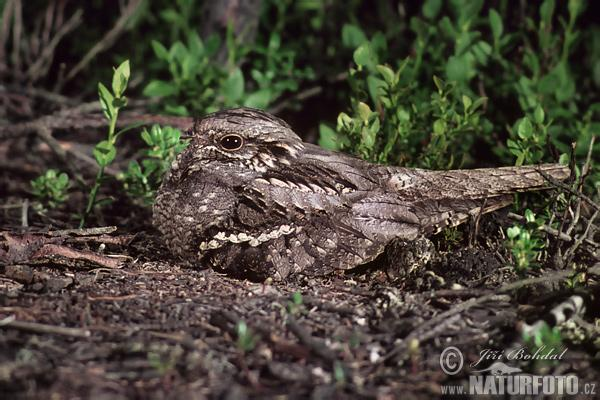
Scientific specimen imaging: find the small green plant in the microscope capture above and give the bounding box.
[505,209,544,274]
[286,291,304,315]
[30,169,70,211]
[80,60,130,228]
[333,360,346,386]
[119,125,188,206]
[565,271,586,289]
[236,321,257,353]
[506,106,549,166]
[147,350,177,376]
[522,322,564,369]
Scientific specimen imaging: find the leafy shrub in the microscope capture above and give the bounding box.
[143,10,314,116]
[119,125,189,205]
[319,0,598,178]
[320,25,488,169]
[30,169,70,211]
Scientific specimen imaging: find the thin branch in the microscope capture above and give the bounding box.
[539,169,600,213]
[10,0,22,79]
[58,0,143,89]
[0,0,16,72]
[0,315,91,337]
[507,212,573,242]
[26,8,83,82]
[35,124,86,185]
[497,262,600,292]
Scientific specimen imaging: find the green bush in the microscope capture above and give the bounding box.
[30,169,70,211]
[119,125,189,206]
[318,0,598,176]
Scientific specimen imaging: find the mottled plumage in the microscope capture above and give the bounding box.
[153,108,569,280]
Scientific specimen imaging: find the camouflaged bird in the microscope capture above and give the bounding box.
[153,108,569,280]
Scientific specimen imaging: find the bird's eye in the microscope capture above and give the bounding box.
[219,134,244,151]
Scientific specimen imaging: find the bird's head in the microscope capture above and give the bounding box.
[181,107,305,177]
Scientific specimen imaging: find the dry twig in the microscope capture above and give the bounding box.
[58,0,143,89]
[0,315,91,337]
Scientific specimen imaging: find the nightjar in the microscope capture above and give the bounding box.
[153,108,569,280]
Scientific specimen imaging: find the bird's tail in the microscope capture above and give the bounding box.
[424,163,570,198]
[415,163,570,235]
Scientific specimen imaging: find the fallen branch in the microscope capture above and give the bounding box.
[87,294,140,302]
[46,226,117,236]
[497,263,600,293]
[0,315,91,337]
[33,243,125,269]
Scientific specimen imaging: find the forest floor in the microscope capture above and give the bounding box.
[1,129,599,399]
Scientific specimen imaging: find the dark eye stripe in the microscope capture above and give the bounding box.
[220,135,244,151]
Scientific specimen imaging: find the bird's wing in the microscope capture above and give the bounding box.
[199,158,386,279]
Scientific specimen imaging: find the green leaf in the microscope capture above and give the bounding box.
[151,40,169,60]
[433,75,445,93]
[57,173,69,186]
[342,24,367,48]
[462,95,472,111]
[93,140,116,167]
[489,9,503,40]
[507,226,521,239]
[187,32,204,58]
[318,123,340,151]
[243,89,272,109]
[534,105,545,124]
[113,97,127,109]
[367,75,385,106]
[422,0,442,20]
[221,68,244,103]
[518,118,533,139]
[471,97,487,111]
[205,34,221,56]
[525,209,536,223]
[268,33,281,50]
[446,53,475,83]
[98,82,115,120]
[568,0,584,19]
[112,60,130,98]
[353,44,372,68]
[357,102,372,121]
[141,129,153,146]
[165,104,189,116]
[376,65,395,85]
[540,0,556,28]
[337,112,353,130]
[143,80,179,97]
[559,153,570,165]
[433,119,446,135]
